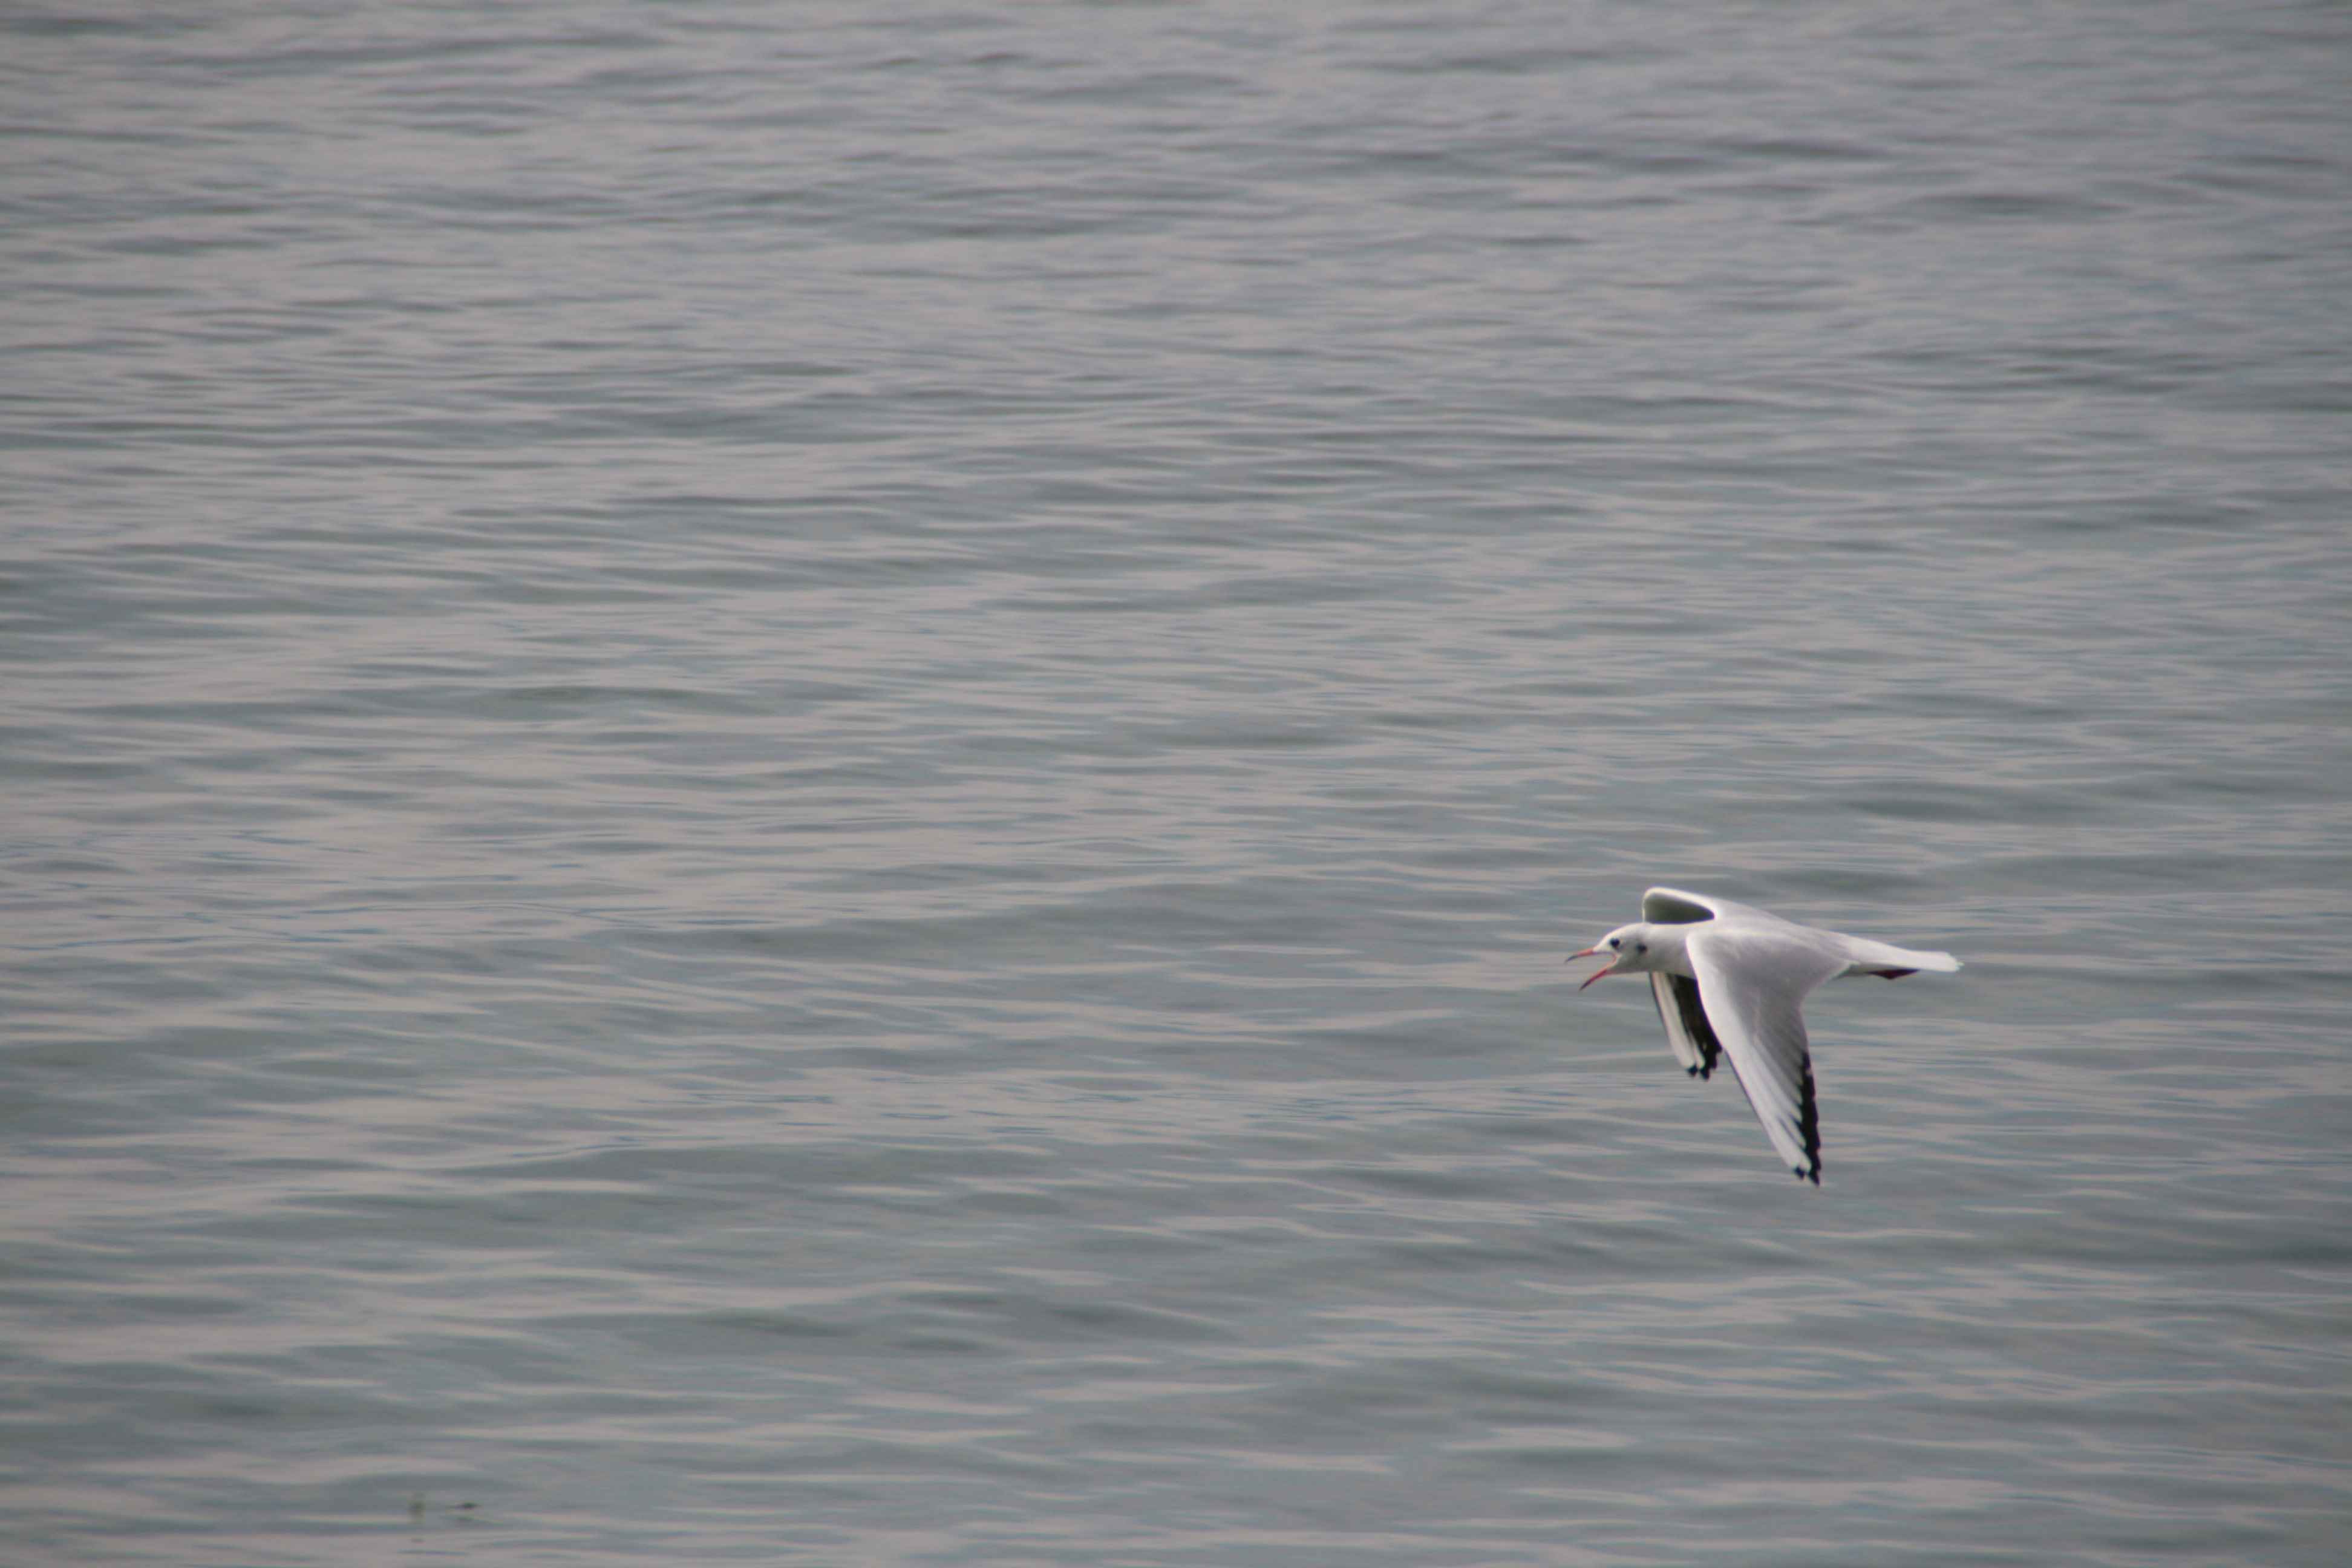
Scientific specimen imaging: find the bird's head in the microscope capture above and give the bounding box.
[1570,923,1660,989]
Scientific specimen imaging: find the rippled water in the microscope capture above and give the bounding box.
[5,2,2350,1564]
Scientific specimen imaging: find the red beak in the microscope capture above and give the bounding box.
[1568,947,1615,990]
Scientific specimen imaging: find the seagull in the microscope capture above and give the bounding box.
[1570,887,1961,1184]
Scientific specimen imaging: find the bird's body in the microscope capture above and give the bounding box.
[1572,887,1960,1184]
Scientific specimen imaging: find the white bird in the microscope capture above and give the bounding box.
[1571,887,1961,1184]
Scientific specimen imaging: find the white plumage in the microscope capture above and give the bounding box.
[1572,887,1961,1184]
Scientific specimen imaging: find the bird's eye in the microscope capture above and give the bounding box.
[1608,938,1621,949]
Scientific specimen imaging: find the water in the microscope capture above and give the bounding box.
[4,1,2350,1563]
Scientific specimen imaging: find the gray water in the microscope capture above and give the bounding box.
[5,1,2350,1564]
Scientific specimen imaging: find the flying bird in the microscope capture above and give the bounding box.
[1572,887,1960,1184]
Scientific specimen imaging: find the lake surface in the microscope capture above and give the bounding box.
[4,2,2349,1564]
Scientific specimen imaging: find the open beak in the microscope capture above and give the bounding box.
[1568,946,1615,991]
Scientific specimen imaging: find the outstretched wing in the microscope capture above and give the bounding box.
[1687,926,1848,1184]
[1642,886,1783,927]
[1649,972,1722,1080]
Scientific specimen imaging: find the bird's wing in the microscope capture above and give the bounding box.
[1648,973,1722,1080]
[1642,886,1783,927]
[1687,925,1849,1184]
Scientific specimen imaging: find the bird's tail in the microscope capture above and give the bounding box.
[1845,939,1961,976]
